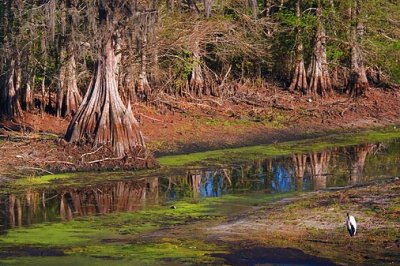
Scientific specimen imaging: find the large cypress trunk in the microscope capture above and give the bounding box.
[0,0,24,120]
[0,57,24,120]
[307,3,332,97]
[289,0,308,94]
[56,1,82,118]
[65,38,145,156]
[61,53,82,118]
[347,0,368,97]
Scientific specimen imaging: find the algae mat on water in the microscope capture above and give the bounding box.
[158,128,400,167]
[0,192,294,265]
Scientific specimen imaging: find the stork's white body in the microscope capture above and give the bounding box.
[346,214,357,237]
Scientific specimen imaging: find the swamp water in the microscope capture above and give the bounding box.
[0,131,400,265]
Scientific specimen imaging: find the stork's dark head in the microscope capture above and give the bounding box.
[346,212,349,217]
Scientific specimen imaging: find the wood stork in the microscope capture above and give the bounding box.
[346,213,357,237]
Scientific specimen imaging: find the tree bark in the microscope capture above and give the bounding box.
[189,40,205,96]
[65,37,145,156]
[248,0,258,19]
[62,53,82,118]
[24,74,33,112]
[0,57,24,120]
[347,0,369,97]
[0,0,24,120]
[136,15,152,102]
[308,3,332,97]
[289,0,308,94]
[203,0,214,18]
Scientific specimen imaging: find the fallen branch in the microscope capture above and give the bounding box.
[272,103,294,111]
[81,146,104,161]
[41,160,76,166]
[220,65,232,88]
[139,113,163,123]
[87,156,124,164]
[231,97,264,107]
[18,167,54,175]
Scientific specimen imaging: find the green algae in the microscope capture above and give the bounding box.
[5,168,162,193]
[0,256,131,266]
[158,128,400,167]
[67,240,226,265]
[0,192,294,264]
[13,173,81,187]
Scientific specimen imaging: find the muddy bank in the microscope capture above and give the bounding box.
[0,135,156,178]
[208,178,400,265]
[1,87,400,176]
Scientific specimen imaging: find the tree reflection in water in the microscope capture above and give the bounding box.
[0,141,398,231]
[347,144,375,185]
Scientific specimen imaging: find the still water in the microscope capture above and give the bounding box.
[1,139,399,231]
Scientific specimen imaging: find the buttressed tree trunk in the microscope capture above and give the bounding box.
[62,52,82,118]
[65,37,145,156]
[189,40,205,96]
[347,0,368,97]
[308,2,332,97]
[57,2,82,118]
[0,1,24,120]
[289,0,308,94]
[0,56,24,120]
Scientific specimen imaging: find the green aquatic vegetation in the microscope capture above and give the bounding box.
[7,168,163,193]
[68,240,225,264]
[158,128,400,167]
[13,173,80,186]
[0,256,136,266]
[0,192,293,264]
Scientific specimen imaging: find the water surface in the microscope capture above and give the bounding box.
[1,138,399,232]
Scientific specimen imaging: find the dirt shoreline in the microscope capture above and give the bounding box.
[206,178,400,265]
